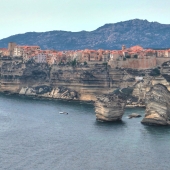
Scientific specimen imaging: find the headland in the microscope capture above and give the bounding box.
[1,43,170,125]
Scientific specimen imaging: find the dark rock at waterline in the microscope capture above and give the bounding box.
[128,113,142,119]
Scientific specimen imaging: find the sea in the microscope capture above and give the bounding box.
[0,94,170,170]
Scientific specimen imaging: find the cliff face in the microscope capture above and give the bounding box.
[0,56,139,102]
[1,56,170,106]
[50,64,110,101]
[132,76,152,105]
[0,57,112,101]
[142,84,170,125]
[0,56,24,93]
[1,19,170,50]
[2,56,170,125]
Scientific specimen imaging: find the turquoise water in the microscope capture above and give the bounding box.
[0,94,170,170]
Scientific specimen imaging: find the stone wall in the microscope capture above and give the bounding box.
[109,57,156,69]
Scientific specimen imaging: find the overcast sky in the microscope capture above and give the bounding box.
[1,0,170,39]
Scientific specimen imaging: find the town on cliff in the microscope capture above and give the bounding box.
[0,42,170,69]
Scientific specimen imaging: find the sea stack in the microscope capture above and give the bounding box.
[142,84,170,125]
[95,94,126,122]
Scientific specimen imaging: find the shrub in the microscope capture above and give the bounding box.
[134,55,138,59]
[126,55,131,59]
[58,61,64,66]
[71,59,77,67]
[121,88,133,95]
[102,62,108,69]
[149,68,160,76]
[66,62,71,66]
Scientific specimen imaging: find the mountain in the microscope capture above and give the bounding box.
[1,19,170,50]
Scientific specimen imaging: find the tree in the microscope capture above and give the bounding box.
[150,68,160,76]
[126,55,131,58]
[71,59,77,67]
[134,55,138,58]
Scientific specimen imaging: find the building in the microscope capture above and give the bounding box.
[8,42,17,56]
[122,45,126,50]
[165,50,170,57]
[14,45,40,57]
[129,45,143,52]
[110,51,120,60]
[0,48,10,56]
[33,52,46,63]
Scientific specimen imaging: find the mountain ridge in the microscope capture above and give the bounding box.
[1,19,170,50]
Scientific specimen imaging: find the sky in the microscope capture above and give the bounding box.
[0,0,170,39]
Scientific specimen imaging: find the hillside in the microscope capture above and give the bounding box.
[0,19,170,50]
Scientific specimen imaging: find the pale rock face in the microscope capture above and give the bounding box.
[19,87,36,96]
[25,88,36,96]
[142,84,170,125]
[18,86,78,100]
[95,94,126,121]
[132,76,152,100]
[39,88,44,93]
[51,88,60,98]
[19,87,28,95]
[51,87,78,100]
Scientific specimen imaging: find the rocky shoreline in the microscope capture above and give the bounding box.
[1,84,170,126]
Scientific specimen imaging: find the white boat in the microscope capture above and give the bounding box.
[59,112,68,114]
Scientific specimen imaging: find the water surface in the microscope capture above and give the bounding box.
[0,94,170,170]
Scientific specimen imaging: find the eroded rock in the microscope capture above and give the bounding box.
[141,84,170,125]
[95,94,126,122]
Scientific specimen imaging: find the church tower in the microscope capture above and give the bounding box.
[122,45,126,51]
[8,42,17,56]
